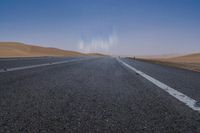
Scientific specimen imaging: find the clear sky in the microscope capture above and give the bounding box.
[0,0,200,55]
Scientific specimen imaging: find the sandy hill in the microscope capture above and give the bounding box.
[87,53,106,56]
[135,54,181,59]
[165,53,200,63]
[0,42,86,57]
[135,53,200,72]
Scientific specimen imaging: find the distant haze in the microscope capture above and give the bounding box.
[0,0,200,55]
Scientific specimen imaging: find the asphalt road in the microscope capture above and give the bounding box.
[0,57,200,133]
[0,57,87,69]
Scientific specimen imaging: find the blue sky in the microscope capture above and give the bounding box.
[0,0,200,55]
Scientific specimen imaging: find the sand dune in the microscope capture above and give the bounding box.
[165,53,200,63]
[0,42,85,57]
[136,53,200,72]
[135,54,181,59]
[87,53,106,56]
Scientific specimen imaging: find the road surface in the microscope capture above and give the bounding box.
[0,57,200,133]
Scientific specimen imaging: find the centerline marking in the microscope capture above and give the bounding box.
[117,58,200,113]
[0,58,89,73]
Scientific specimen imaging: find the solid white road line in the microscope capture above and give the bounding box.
[0,58,88,73]
[117,58,200,113]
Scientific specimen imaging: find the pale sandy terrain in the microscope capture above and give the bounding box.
[164,53,200,63]
[87,53,106,56]
[135,54,181,59]
[0,42,86,57]
[136,53,200,72]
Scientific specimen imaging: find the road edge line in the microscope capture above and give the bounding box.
[117,58,200,113]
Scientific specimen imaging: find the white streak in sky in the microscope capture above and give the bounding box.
[78,32,118,53]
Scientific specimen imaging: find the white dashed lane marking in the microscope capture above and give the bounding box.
[0,58,89,73]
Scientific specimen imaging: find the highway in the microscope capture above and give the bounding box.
[0,57,200,132]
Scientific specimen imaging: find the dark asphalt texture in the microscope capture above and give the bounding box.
[123,58,200,101]
[0,57,200,133]
[0,57,85,69]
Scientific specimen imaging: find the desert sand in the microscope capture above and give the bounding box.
[0,42,86,57]
[136,53,200,72]
[164,53,200,63]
